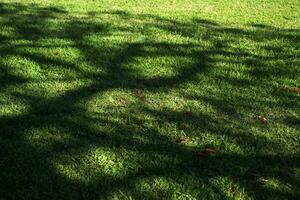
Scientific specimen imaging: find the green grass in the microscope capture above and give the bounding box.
[0,0,299,199]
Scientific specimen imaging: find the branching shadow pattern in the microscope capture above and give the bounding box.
[0,2,299,200]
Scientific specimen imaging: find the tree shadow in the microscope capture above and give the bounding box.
[0,2,299,199]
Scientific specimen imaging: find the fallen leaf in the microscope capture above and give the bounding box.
[133,79,146,101]
[134,88,141,97]
[288,87,300,94]
[192,148,217,157]
[258,115,269,124]
[175,136,188,143]
[133,90,145,101]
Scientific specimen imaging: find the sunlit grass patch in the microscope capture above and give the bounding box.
[0,0,299,199]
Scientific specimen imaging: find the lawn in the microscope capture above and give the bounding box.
[0,0,299,199]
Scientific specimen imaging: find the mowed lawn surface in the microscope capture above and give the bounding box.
[0,0,299,199]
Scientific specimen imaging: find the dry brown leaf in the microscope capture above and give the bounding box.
[192,148,217,157]
[133,88,145,101]
[175,136,188,143]
[288,87,300,94]
[133,79,146,101]
[258,115,269,124]
[134,88,141,96]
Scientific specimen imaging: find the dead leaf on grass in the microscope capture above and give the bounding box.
[175,136,189,143]
[288,87,300,94]
[133,79,146,101]
[258,115,269,124]
[192,148,217,157]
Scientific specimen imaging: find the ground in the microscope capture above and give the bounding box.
[0,0,299,199]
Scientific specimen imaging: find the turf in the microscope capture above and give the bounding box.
[0,0,299,199]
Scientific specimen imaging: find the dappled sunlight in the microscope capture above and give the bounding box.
[0,1,299,199]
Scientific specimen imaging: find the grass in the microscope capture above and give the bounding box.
[0,0,299,199]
